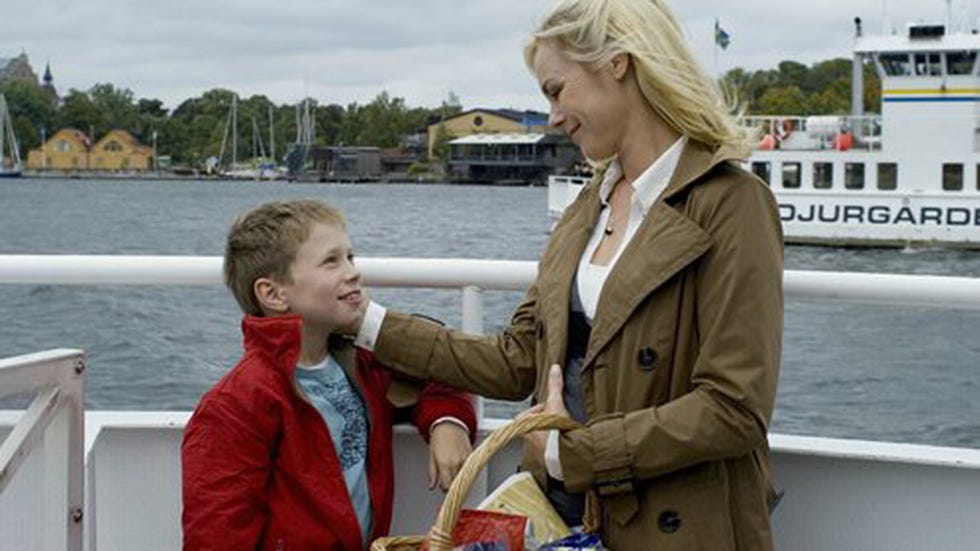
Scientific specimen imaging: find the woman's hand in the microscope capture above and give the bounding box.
[517,364,568,461]
[427,422,472,492]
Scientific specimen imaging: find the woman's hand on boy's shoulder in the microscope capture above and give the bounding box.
[428,421,473,492]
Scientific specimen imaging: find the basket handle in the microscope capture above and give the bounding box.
[427,413,583,551]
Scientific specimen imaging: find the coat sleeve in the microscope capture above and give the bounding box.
[371,283,541,402]
[360,349,478,443]
[559,171,784,493]
[411,379,478,444]
[181,391,276,550]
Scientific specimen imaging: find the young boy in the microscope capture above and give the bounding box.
[182,199,476,551]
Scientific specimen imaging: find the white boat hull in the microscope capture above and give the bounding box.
[546,176,980,249]
[777,191,979,247]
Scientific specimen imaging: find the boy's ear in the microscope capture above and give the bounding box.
[254,277,290,314]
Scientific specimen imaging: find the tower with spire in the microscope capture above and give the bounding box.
[41,61,58,102]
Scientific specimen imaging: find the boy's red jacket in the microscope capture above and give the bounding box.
[181,314,476,550]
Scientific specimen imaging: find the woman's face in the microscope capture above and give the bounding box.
[532,39,629,160]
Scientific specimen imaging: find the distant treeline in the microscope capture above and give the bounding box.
[0,81,463,166]
[722,58,881,116]
[1,57,879,167]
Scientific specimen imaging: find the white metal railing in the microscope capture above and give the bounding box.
[0,349,85,551]
[1,254,980,312]
[741,114,883,152]
[2,255,980,550]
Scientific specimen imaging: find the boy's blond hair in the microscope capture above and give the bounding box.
[224,199,346,315]
[524,0,754,158]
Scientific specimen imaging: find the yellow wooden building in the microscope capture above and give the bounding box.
[427,108,550,157]
[27,129,153,171]
[91,130,153,170]
[26,129,92,170]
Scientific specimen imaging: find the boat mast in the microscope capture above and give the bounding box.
[231,94,238,168]
[852,18,864,118]
[0,94,23,171]
[268,104,275,163]
[0,95,5,170]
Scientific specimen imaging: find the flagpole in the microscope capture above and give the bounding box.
[713,22,719,77]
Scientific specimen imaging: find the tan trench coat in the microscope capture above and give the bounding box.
[374,139,784,550]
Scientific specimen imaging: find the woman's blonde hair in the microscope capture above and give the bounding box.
[524,0,754,158]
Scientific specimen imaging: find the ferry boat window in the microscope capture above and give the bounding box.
[976,164,980,190]
[914,53,942,76]
[946,52,978,75]
[879,53,912,76]
[782,162,801,189]
[877,163,898,190]
[751,161,771,185]
[813,162,833,189]
[942,163,963,191]
[845,163,865,190]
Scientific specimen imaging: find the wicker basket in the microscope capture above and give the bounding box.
[371,413,582,551]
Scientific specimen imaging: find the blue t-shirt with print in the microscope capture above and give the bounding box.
[295,355,372,544]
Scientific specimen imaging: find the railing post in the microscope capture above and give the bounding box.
[0,349,85,551]
[461,285,485,423]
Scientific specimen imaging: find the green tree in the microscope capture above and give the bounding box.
[59,90,101,137]
[89,83,139,137]
[431,121,451,162]
[0,79,58,153]
[756,85,807,114]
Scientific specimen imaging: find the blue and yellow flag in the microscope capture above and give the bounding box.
[714,19,730,50]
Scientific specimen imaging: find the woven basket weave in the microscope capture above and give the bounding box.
[370,413,582,551]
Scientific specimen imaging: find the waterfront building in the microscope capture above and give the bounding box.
[448,132,580,185]
[26,129,92,171]
[426,108,551,158]
[310,146,382,181]
[26,129,152,172]
[91,130,153,171]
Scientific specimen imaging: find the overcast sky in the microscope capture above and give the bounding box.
[1,0,975,112]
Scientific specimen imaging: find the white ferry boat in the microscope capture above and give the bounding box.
[547,18,980,249]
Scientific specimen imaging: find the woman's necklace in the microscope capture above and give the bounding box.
[603,177,630,236]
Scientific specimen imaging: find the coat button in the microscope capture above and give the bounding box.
[637,347,658,370]
[657,510,682,533]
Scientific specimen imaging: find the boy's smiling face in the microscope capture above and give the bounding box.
[278,221,364,336]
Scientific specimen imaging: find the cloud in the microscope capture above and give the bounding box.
[2,0,975,111]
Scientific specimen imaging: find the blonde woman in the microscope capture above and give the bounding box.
[353,0,783,549]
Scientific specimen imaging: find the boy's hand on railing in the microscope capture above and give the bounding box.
[428,422,473,492]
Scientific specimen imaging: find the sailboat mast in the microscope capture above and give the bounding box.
[269,104,275,163]
[0,96,6,170]
[232,94,238,168]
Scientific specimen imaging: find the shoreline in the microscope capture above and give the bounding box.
[13,171,548,186]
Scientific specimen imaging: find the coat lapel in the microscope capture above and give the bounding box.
[583,141,731,369]
[540,184,603,368]
[585,203,711,368]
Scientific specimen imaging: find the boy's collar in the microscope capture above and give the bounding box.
[241,314,356,375]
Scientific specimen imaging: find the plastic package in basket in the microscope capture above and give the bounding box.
[421,509,528,551]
